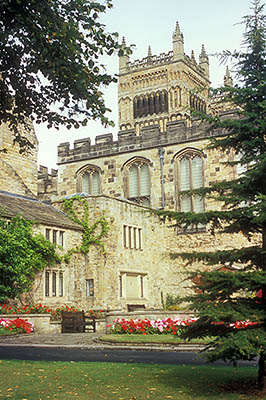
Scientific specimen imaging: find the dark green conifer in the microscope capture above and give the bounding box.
[159,0,266,391]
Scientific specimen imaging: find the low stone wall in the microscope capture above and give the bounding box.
[2,312,186,334]
[106,310,193,332]
[1,314,106,334]
[1,314,55,334]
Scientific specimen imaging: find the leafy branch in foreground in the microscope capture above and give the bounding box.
[0,0,132,150]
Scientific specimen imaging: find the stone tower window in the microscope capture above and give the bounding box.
[175,150,205,212]
[123,158,151,207]
[133,90,168,118]
[76,165,102,195]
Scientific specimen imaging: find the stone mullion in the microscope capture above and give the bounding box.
[155,93,160,114]
[89,173,92,195]
[189,157,194,211]
[137,165,141,196]
[177,160,182,211]
[150,94,155,115]
[179,87,182,107]
[165,91,169,112]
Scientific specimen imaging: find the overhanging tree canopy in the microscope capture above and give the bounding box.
[157,0,266,391]
[0,0,128,150]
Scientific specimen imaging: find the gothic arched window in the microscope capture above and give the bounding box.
[76,166,101,195]
[123,158,151,207]
[175,150,204,212]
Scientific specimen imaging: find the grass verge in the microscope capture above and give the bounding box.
[0,360,263,400]
[98,333,210,344]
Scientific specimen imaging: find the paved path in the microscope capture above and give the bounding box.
[0,333,258,367]
[0,333,204,351]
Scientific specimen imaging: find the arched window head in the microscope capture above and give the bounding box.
[175,150,204,213]
[123,158,151,207]
[76,166,101,195]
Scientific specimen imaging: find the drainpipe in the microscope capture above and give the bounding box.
[158,147,165,209]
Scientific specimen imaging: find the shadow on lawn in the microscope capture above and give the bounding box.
[219,378,265,399]
[156,365,263,399]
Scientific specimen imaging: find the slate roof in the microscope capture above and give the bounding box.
[0,191,82,231]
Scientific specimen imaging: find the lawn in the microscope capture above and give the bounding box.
[0,360,263,400]
[98,333,210,344]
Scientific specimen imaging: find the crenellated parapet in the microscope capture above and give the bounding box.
[57,112,236,165]
[127,51,174,72]
[37,166,58,201]
[126,50,207,79]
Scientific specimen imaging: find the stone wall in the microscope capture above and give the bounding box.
[56,111,237,211]
[0,122,38,197]
[27,223,84,309]
[51,195,257,312]
[38,166,58,201]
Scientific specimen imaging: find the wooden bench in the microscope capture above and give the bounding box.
[61,311,96,333]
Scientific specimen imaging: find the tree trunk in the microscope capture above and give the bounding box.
[258,353,266,391]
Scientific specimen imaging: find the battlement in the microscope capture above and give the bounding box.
[37,166,58,201]
[57,112,236,165]
[125,49,206,77]
[127,51,174,71]
[38,165,58,178]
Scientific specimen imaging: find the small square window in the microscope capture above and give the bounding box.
[86,279,94,297]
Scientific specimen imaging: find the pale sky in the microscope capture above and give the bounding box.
[37,0,253,170]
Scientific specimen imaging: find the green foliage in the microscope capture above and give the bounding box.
[164,293,184,311]
[62,196,109,256]
[0,0,132,151]
[0,215,61,302]
[157,0,266,385]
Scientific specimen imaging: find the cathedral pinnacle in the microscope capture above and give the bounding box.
[191,50,196,64]
[119,36,129,74]
[200,44,207,58]
[224,66,233,87]
[172,21,184,60]
[121,36,126,48]
[173,21,181,38]
[199,44,209,78]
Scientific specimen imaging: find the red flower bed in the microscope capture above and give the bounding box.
[0,317,33,334]
[108,317,260,335]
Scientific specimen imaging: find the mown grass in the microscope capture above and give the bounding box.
[0,360,263,400]
[98,333,210,344]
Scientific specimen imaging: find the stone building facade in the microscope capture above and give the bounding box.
[118,22,210,133]
[1,21,252,312]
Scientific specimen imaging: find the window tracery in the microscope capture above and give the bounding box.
[123,158,151,207]
[76,165,101,195]
[174,149,205,213]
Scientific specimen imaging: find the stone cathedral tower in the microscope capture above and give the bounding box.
[118,22,210,134]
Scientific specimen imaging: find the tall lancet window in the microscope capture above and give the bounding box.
[124,158,151,207]
[76,166,101,195]
[176,150,204,213]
